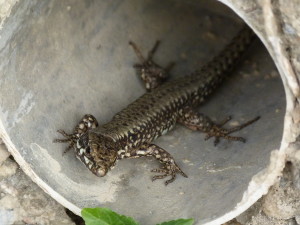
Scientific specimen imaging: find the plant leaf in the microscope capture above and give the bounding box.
[81,208,139,225]
[157,218,194,225]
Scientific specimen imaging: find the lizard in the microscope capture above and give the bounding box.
[54,26,259,185]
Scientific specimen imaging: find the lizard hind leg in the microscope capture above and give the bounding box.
[178,106,259,145]
[129,40,175,91]
[53,114,99,154]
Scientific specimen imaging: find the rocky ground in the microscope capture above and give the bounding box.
[0,140,76,225]
[226,162,300,225]
[1,139,299,225]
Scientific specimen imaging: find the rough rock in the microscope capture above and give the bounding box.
[236,163,300,225]
[0,143,10,166]
[262,163,300,220]
[0,142,75,225]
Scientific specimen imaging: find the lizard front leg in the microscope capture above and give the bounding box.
[129,40,174,91]
[53,114,99,154]
[118,143,187,185]
[178,106,259,145]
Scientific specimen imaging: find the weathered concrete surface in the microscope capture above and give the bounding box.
[219,0,300,224]
[0,0,288,225]
[0,143,10,166]
[0,142,75,225]
[235,163,300,225]
[0,0,18,28]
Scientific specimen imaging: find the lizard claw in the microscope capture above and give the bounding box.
[53,130,77,155]
[151,163,188,185]
[54,114,99,155]
[204,116,259,145]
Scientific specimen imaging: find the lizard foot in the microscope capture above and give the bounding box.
[151,162,188,185]
[53,130,78,154]
[205,116,260,146]
[120,144,187,185]
[129,40,174,90]
[179,106,260,145]
[53,114,99,154]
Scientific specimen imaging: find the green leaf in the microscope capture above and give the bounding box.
[157,218,194,225]
[81,208,139,225]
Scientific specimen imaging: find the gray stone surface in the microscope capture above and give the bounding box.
[262,165,300,220]
[0,143,75,225]
[0,0,18,28]
[236,163,300,225]
[0,143,10,166]
[0,0,285,224]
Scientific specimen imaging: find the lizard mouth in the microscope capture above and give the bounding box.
[77,147,108,177]
[75,133,98,171]
[76,145,95,167]
[94,167,107,177]
[68,125,118,178]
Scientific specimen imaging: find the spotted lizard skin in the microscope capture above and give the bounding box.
[54,26,259,185]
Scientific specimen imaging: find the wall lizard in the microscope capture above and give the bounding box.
[54,26,259,185]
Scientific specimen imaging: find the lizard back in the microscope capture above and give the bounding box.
[92,26,256,148]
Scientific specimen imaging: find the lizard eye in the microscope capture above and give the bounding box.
[85,146,91,154]
[78,133,89,148]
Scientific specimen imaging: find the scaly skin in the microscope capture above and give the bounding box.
[54,26,259,185]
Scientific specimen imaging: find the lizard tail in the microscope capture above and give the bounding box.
[198,25,257,89]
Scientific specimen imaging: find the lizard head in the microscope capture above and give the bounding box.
[55,114,118,178]
[75,131,118,177]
